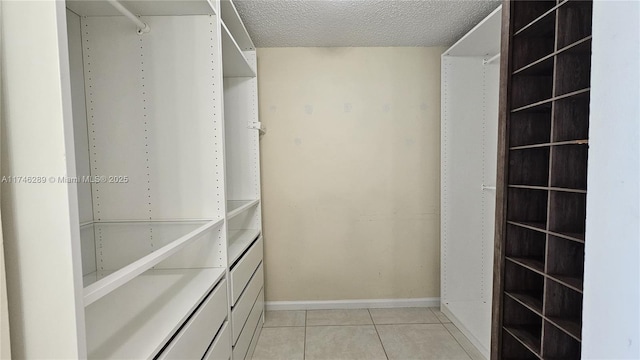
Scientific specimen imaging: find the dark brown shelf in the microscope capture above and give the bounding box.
[557,0,593,49]
[503,329,542,359]
[504,326,542,358]
[509,185,587,194]
[507,221,546,233]
[514,1,566,36]
[548,274,584,293]
[543,320,582,358]
[507,221,586,244]
[507,256,545,275]
[506,292,543,315]
[511,88,590,113]
[513,36,592,76]
[510,139,588,150]
[495,1,591,357]
[547,317,582,341]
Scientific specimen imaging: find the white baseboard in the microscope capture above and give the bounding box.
[266,297,440,311]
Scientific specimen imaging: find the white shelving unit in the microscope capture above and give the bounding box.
[85,268,225,359]
[440,6,501,360]
[221,21,257,77]
[219,2,265,358]
[0,0,263,358]
[227,199,260,220]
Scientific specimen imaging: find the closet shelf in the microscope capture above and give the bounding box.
[508,185,587,194]
[548,274,584,293]
[507,221,585,244]
[503,326,542,359]
[228,228,261,264]
[514,0,566,36]
[511,88,590,113]
[220,0,254,51]
[66,0,216,17]
[86,267,225,359]
[550,231,585,244]
[82,218,224,306]
[513,36,592,76]
[546,317,582,342]
[505,292,543,315]
[510,140,588,150]
[506,256,545,275]
[507,221,546,232]
[227,199,260,220]
[221,20,256,77]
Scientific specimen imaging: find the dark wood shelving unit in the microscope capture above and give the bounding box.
[492,0,592,359]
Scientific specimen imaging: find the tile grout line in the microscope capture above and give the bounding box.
[303,310,307,360]
[429,308,474,360]
[368,309,390,360]
[429,307,474,359]
[440,318,475,360]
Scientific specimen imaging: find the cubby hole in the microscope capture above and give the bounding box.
[509,148,550,186]
[511,74,554,110]
[547,235,584,291]
[513,0,557,33]
[544,279,583,340]
[553,96,590,142]
[509,111,551,147]
[512,11,556,70]
[505,253,545,313]
[502,330,540,360]
[506,225,546,266]
[503,295,543,356]
[554,52,592,96]
[507,188,548,230]
[556,0,593,48]
[548,191,586,240]
[542,320,582,359]
[550,145,588,190]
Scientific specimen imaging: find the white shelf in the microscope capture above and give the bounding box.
[221,21,256,78]
[85,267,225,359]
[228,228,261,264]
[220,0,254,51]
[443,5,502,57]
[82,218,224,305]
[66,0,216,16]
[226,199,260,220]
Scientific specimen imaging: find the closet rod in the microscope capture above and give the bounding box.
[107,0,150,34]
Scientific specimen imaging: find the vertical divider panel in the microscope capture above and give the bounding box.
[82,16,149,221]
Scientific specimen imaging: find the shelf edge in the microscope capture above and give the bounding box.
[226,199,260,220]
[83,218,224,306]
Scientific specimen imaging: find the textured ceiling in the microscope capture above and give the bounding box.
[233,0,501,47]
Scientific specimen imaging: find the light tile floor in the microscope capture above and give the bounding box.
[251,308,485,360]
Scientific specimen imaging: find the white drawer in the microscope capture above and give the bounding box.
[230,236,263,305]
[232,263,264,344]
[232,288,264,360]
[245,312,264,360]
[158,279,228,360]
[203,322,231,360]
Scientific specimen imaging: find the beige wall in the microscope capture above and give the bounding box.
[257,47,444,302]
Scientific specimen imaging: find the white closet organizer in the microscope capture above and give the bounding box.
[220,1,265,359]
[61,0,263,358]
[440,6,501,359]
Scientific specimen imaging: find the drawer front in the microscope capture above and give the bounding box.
[203,322,231,360]
[232,263,264,344]
[159,279,228,360]
[230,236,263,304]
[245,312,264,360]
[232,288,264,360]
